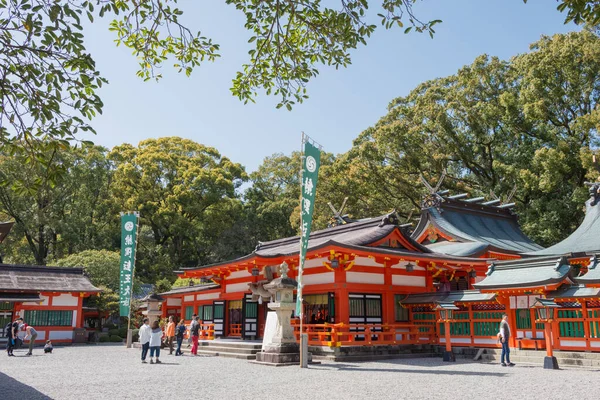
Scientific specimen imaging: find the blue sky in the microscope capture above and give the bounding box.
[82,0,577,173]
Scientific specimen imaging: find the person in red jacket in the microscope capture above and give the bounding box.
[190,316,200,355]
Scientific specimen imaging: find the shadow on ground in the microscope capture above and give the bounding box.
[0,372,52,399]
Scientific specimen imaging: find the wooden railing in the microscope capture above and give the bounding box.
[229,324,242,337]
[199,323,215,340]
[291,321,435,347]
[182,322,215,340]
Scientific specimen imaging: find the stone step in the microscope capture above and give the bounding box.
[195,350,256,360]
[193,345,260,355]
[198,340,262,350]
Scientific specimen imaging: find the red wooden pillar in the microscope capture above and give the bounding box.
[582,301,591,351]
[383,265,394,325]
[337,288,349,325]
[468,304,475,346]
[77,295,85,328]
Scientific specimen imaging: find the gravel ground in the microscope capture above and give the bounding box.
[1,344,599,400]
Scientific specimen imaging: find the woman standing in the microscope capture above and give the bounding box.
[149,320,162,364]
[165,316,176,355]
[175,319,186,356]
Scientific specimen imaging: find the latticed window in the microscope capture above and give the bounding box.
[366,299,381,317]
[394,295,409,322]
[349,298,364,317]
[24,310,72,326]
[185,306,193,320]
[203,306,213,321]
[516,309,532,329]
[245,302,257,318]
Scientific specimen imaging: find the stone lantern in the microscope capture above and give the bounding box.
[255,262,310,366]
[141,293,164,327]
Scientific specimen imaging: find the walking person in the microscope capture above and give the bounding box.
[139,318,151,363]
[175,319,186,356]
[22,323,38,356]
[165,316,175,355]
[499,314,515,367]
[149,320,162,364]
[190,316,200,356]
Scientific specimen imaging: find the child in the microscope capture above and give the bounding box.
[44,340,53,353]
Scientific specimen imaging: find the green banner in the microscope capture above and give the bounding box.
[119,213,139,317]
[296,140,321,315]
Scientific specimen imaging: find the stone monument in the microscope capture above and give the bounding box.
[254,262,311,366]
[141,293,164,326]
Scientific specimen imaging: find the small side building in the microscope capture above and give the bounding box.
[0,264,101,345]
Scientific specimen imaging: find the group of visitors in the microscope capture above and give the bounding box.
[138,315,190,363]
[5,317,52,357]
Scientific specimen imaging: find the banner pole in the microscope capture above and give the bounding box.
[299,132,305,368]
[125,211,140,348]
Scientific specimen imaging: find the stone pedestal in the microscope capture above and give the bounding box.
[253,262,311,366]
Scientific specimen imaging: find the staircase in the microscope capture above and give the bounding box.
[478,348,600,369]
[194,340,262,360]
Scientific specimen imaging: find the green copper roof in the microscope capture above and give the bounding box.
[412,196,543,256]
[547,284,600,299]
[401,290,496,305]
[526,199,600,256]
[474,256,571,290]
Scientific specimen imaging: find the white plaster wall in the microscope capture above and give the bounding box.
[71,310,78,327]
[346,272,384,285]
[196,292,221,300]
[49,330,73,340]
[23,295,49,306]
[226,270,252,279]
[391,275,426,287]
[184,295,194,302]
[302,272,335,285]
[166,298,182,306]
[226,282,251,293]
[560,339,586,348]
[354,257,383,267]
[305,258,327,269]
[52,293,78,307]
[33,331,47,341]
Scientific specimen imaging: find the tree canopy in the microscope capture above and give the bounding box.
[1,0,599,165]
[0,30,599,291]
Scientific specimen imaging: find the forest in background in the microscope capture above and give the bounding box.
[0,31,599,294]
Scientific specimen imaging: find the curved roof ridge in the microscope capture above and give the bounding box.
[525,198,600,256]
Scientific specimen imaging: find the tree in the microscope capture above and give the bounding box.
[2,0,595,164]
[109,137,246,280]
[55,249,120,292]
[0,143,115,264]
[344,31,600,245]
[56,250,122,319]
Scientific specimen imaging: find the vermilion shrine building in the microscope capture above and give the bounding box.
[160,186,600,355]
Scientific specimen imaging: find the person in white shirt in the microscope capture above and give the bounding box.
[149,320,162,364]
[138,318,152,363]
